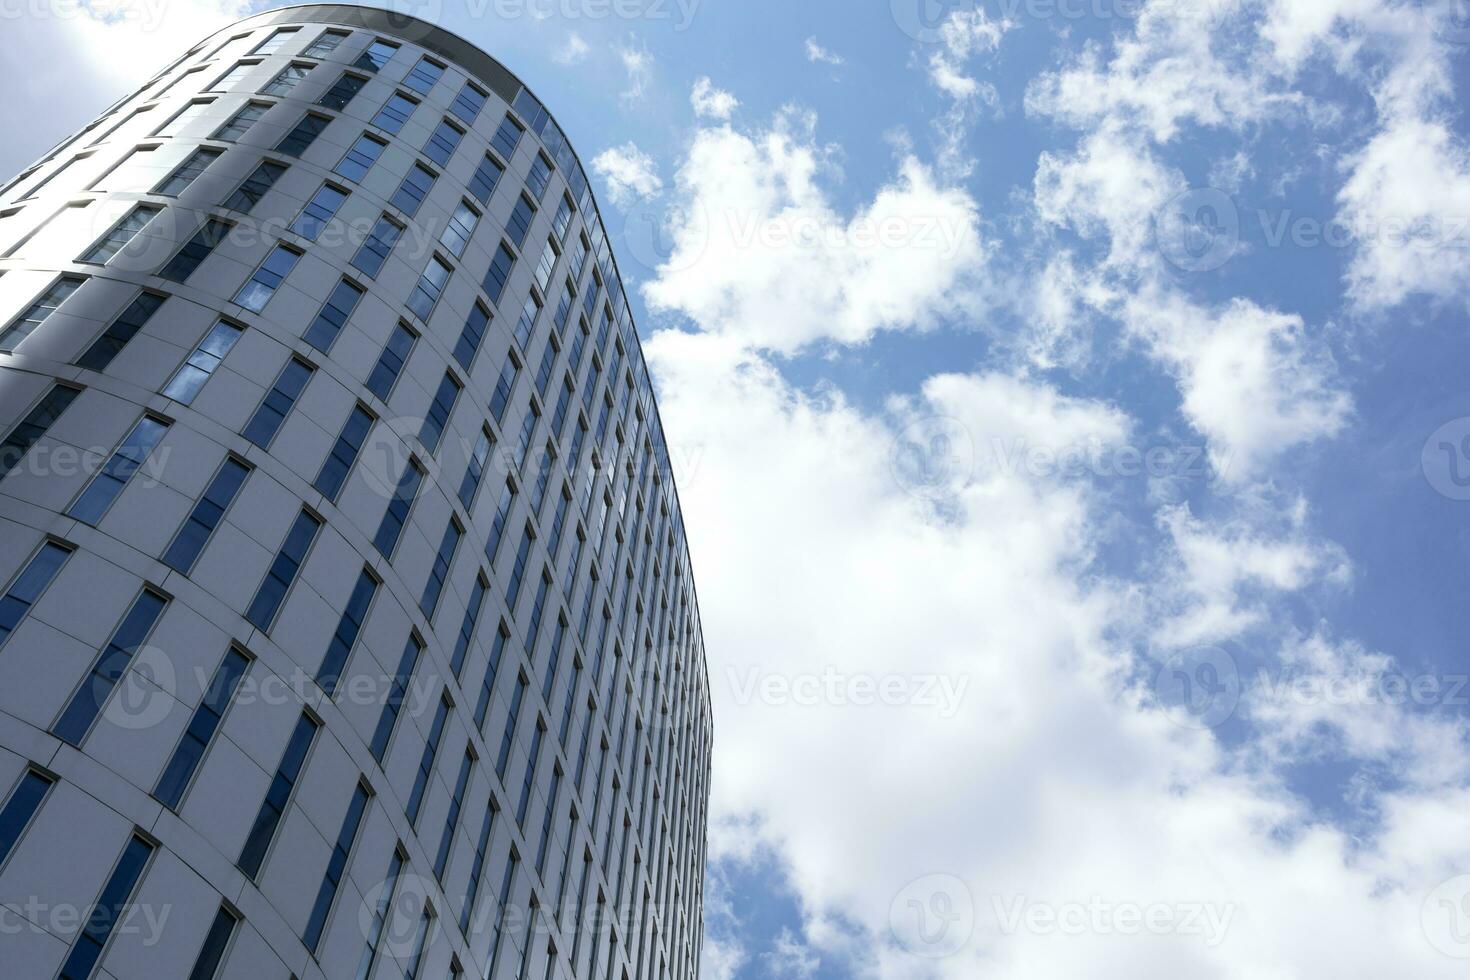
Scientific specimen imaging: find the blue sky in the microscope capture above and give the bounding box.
[12,0,1470,976]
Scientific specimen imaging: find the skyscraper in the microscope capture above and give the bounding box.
[0,7,713,979]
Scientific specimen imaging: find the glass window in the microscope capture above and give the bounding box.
[450,83,486,124]
[250,27,299,57]
[304,781,372,952]
[260,62,311,97]
[390,163,436,217]
[514,295,541,350]
[370,638,421,760]
[303,29,349,58]
[534,238,558,294]
[245,509,322,631]
[223,160,287,213]
[473,621,510,730]
[0,768,55,869]
[0,541,73,652]
[459,424,494,508]
[485,478,517,565]
[371,92,417,134]
[0,385,81,482]
[237,711,320,878]
[449,573,488,677]
[315,568,378,696]
[163,319,242,404]
[67,415,170,525]
[242,357,312,447]
[489,354,518,423]
[186,905,240,980]
[350,214,402,278]
[366,322,414,400]
[482,242,515,304]
[233,243,301,312]
[406,695,451,825]
[153,646,251,809]
[469,154,504,204]
[407,255,451,320]
[313,404,374,501]
[274,113,330,156]
[373,459,423,557]
[208,60,259,92]
[288,183,348,241]
[156,147,221,195]
[419,372,461,453]
[491,114,524,160]
[507,195,535,248]
[452,302,489,370]
[334,132,386,182]
[82,206,161,264]
[159,99,215,137]
[55,834,156,980]
[76,292,167,372]
[52,589,169,744]
[424,118,463,167]
[159,218,230,281]
[212,101,269,141]
[552,196,574,242]
[404,57,445,95]
[432,749,474,877]
[354,39,399,73]
[0,276,84,352]
[303,278,364,351]
[527,153,553,200]
[440,199,478,258]
[317,72,367,111]
[162,457,251,574]
[420,519,461,618]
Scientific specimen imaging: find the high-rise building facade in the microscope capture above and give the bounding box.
[0,7,712,980]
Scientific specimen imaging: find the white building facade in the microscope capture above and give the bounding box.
[0,7,712,980]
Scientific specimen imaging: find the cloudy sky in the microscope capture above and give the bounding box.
[11,0,1470,976]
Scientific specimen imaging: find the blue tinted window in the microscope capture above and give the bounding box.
[373,460,423,557]
[350,215,402,278]
[0,769,54,869]
[334,133,387,182]
[366,323,414,400]
[163,457,250,573]
[238,712,319,878]
[153,646,250,809]
[0,542,72,650]
[316,568,378,695]
[242,358,312,448]
[313,405,374,501]
[303,278,365,352]
[56,834,155,980]
[370,636,422,761]
[67,416,170,525]
[304,782,371,951]
[245,509,321,631]
[52,589,168,745]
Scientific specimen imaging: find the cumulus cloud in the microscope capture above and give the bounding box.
[590,141,663,207]
[691,76,739,120]
[643,110,985,353]
[927,6,1011,104]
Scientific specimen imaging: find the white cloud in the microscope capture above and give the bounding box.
[590,141,663,207]
[643,110,985,353]
[805,36,844,66]
[927,7,1011,104]
[1123,289,1352,483]
[1338,114,1470,311]
[618,40,653,102]
[554,32,590,65]
[691,76,739,120]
